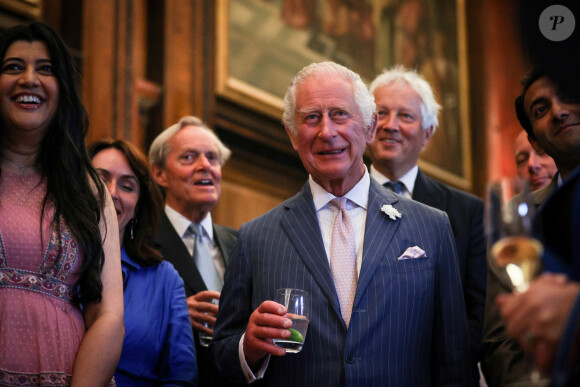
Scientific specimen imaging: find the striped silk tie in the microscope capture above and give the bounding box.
[329,197,358,328]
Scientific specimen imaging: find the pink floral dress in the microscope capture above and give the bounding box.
[0,171,85,386]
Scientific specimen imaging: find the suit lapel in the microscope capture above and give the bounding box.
[155,212,206,295]
[213,224,236,266]
[280,184,342,319]
[532,174,559,208]
[412,169,446,210]
[355,179,401,307]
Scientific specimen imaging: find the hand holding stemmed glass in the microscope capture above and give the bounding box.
[486,177,543,293]
[486,177,545,382]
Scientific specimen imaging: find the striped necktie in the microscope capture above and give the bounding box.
[329,197,358,328]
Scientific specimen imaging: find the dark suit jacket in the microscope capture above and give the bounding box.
[212,179,471,386]
[539,168,580,386]
[155,211,238,387]
[412,169,487,385]
[482,176,559,386]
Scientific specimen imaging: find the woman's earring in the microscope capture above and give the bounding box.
[130,218,136,240]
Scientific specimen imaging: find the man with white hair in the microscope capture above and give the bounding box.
[149,116,238,387]
[211,62,471,386]
[367,66,487,386]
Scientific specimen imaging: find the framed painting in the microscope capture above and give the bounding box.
[216,0,472,190]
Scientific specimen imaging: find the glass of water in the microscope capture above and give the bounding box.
[199,298,219,347]
[273,288,309,353]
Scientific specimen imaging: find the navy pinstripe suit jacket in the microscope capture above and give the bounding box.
[211,178,471,386]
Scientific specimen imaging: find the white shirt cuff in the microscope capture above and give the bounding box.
[239,332,270,383]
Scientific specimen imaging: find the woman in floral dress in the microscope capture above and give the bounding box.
[0,23,124,385]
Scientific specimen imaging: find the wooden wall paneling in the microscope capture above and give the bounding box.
[163,0,201,125]
[214,153,306,229]
[0,0,41,20]
[82,0,148,146]
[110,0,130,142]
[82,0,116,143]
[129,0,147,148]
[466,0,526,197]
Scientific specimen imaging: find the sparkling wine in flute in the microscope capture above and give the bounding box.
[491,235,544,293]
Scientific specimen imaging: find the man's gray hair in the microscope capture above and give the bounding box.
[282,61,376,135]
[148,115,232,168]
[369,65,441,133]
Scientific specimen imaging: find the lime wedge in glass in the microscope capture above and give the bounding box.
[288,328,304,343]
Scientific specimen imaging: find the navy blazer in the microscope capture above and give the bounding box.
[412,169,487,385]
[539,167,580,385]
[212,178,471,386]
[155,211,238,387]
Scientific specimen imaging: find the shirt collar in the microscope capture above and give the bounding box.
[369,164,419,195]
[121,246,140,271]
[164,204,214,240]
[309,168,370,211]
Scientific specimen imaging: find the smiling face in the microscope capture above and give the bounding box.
[286,75,375,196]
[92,148,140,243]
[368,82,433,180]
[513,131,557,190]
[152,125,222,222]
[524,76,580,177]
[0,40,59,141]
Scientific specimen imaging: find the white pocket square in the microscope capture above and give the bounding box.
[397,246,426,260]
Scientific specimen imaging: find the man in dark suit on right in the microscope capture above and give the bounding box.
[149,115,238,387]
[367,65,487,386]
[484,65,580,386]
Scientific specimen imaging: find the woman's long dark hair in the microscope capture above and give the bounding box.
[88,139,163,266]
[0,23,107,305]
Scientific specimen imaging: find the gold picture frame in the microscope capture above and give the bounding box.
[216,0,472,190]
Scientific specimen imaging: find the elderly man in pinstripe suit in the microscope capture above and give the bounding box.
[211,61,471,386]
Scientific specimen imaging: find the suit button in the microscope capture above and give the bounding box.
[346,356,354,364]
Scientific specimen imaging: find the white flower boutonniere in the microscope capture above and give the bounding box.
[381,204,402,220]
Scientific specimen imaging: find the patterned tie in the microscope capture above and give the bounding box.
[329,197,358,328]
[384,181,405,195]
[189,223,223,292]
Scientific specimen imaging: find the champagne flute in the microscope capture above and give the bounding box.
[486,177,543,293]
[485,177,545,383]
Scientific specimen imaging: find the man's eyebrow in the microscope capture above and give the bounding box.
[296,108,320,116]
